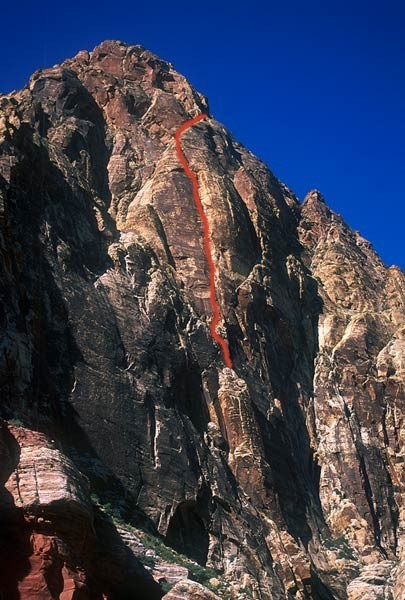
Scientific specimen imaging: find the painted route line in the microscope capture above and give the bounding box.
[174,114,233,369]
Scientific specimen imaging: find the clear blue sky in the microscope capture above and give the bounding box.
[1,1,404,267]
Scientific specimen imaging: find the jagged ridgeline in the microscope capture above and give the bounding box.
[0,41,403,599]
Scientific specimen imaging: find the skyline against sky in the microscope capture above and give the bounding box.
[1,0,404,267]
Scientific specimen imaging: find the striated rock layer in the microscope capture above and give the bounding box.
[0,420,163,598]
[0,40,403,599]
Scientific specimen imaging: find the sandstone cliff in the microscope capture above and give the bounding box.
[0,40,403,599]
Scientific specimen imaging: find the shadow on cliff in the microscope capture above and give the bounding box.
[7,120,164,510]
[232,256,325,537]
[1,120,164,598]
[228,225,338,597]
[2,89,338,598]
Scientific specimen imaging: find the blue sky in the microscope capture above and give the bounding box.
[1,1,404,267]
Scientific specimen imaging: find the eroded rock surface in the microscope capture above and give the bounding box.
[0,420,162,599]
[0,40,403,598]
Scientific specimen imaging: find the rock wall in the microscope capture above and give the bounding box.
[0,40,403,599]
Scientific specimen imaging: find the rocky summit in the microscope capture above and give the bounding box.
[0,40,403,599]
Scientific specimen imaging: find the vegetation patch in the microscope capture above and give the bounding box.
[324,535,356,561]
[8,417,26,427]
[90,493,233,596]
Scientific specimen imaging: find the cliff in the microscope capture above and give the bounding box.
[0,40,403,599]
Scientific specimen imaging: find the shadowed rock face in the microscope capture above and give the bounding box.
[0,40,403,599]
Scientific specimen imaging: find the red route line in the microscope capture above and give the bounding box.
[174,114,233,369]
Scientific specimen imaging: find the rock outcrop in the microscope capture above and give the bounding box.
[0,420,163,599]
[0,40,403,598]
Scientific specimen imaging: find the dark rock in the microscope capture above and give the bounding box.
[0,40,403,599]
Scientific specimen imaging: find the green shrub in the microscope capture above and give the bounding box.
[323,535,355,560]
[337,545,355,560]
[88,499,231,596]
[141,555,156,569]
[239,587,254,599]
[8,418,25,427]
[139,531,230,594]
[160,581,172,594]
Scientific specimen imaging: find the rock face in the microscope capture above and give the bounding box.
[0,420,163,599]
[0,40,403,599]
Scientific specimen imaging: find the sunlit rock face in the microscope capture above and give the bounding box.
[0,40,403,599]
